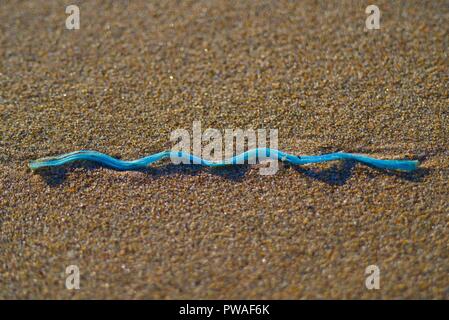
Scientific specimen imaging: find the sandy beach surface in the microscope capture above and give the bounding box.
[0,0,447,299]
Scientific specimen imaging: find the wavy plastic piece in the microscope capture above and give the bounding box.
[29,149,419,172]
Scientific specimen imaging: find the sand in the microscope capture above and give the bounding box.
[0,0,448,299]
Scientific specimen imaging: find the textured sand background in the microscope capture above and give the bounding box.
[0,0,448,299]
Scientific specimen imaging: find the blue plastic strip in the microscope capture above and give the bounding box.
[29,149,419,171]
